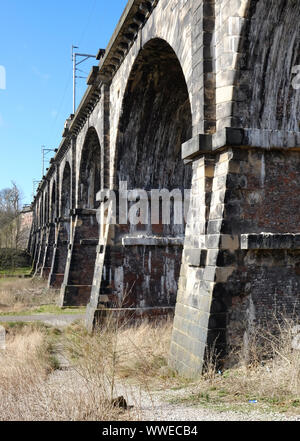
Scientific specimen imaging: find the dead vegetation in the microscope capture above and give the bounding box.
[63,316,175,392]
[0,277,59,313]
[0,323,137,421]
[0,277,299,420]
[174,316,300,415]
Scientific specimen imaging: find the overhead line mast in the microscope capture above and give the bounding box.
[72,45,98,114]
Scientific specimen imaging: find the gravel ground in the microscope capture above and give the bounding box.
[117,383,300,422]
[48,366,300,422]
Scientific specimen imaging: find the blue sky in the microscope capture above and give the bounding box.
[0,0,127,205]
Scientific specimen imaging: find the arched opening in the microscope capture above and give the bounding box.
[51,181,56,223]
[39,196,43,227]
[44,191,49,225]
[108,38,193,311]
[60,130,101,306]
[78,127,101,209]
[42,181,57,278]
[117,38,192,192]
[233,0,300,131]
[49,162,72,288]
[61,162,71,219]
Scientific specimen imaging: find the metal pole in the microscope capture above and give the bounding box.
[42,146,45,177]
[73,52,76,115]
[72,45,96,114]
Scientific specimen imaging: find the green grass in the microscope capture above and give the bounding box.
[0,267,32,277]
[0,304,86,317]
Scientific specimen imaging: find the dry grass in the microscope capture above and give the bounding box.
[223,317,300,406]
[0,323,138,421]
[175,316,300,415]
[0,277,59,313]
[0,313,174,421]
[1,300,299,420]
[64,317,175,393]
[0,279,175,421]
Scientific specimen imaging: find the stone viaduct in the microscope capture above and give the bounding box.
[28,0,300,377]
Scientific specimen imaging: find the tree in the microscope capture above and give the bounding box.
[0,182,24,249]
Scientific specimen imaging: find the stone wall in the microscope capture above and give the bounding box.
[29,0,300,377]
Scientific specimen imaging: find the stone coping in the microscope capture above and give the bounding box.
[182,128,300,160]
[241,233,300,250]
[121,235,184,246]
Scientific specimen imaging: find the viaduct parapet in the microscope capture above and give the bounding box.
[29,0,300,377]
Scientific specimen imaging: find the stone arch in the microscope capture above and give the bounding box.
[116,38,192,191]
[231,0,300,131]
[109,37,193,310]
[41,180,57,280]
[44,190,49,225]
[49,162,72,288]
[61,162,71,218]
[60,129,101,306]
[39,195,44,227]
[78,127,101,209]
[50,181,56,222]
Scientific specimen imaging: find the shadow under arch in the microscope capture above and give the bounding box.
[78,127,101,209]
[61,161,71,219]
[48,161,72,288]
[41,181,57,279]
[43,190,49,225]
[35,189,49,276]
[50,180,57,223]
[104,37,193,314]
[60,128,101,306]
[39,194,44,227]
[32,194,45,276]
[232,0,300,131]
[116,37,192,191]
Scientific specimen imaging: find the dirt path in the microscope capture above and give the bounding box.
[0,313,85,327]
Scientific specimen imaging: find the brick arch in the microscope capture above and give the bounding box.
[231,0,300,131]
[115,37,193,190]
[39,194,44,227]
[105,36,193,311]
[50,180,56,222]
[213,0,300,132]
[43,190,49,225]
[60,161,71,218]
[109,14,195,172]
[78,127,101,209]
